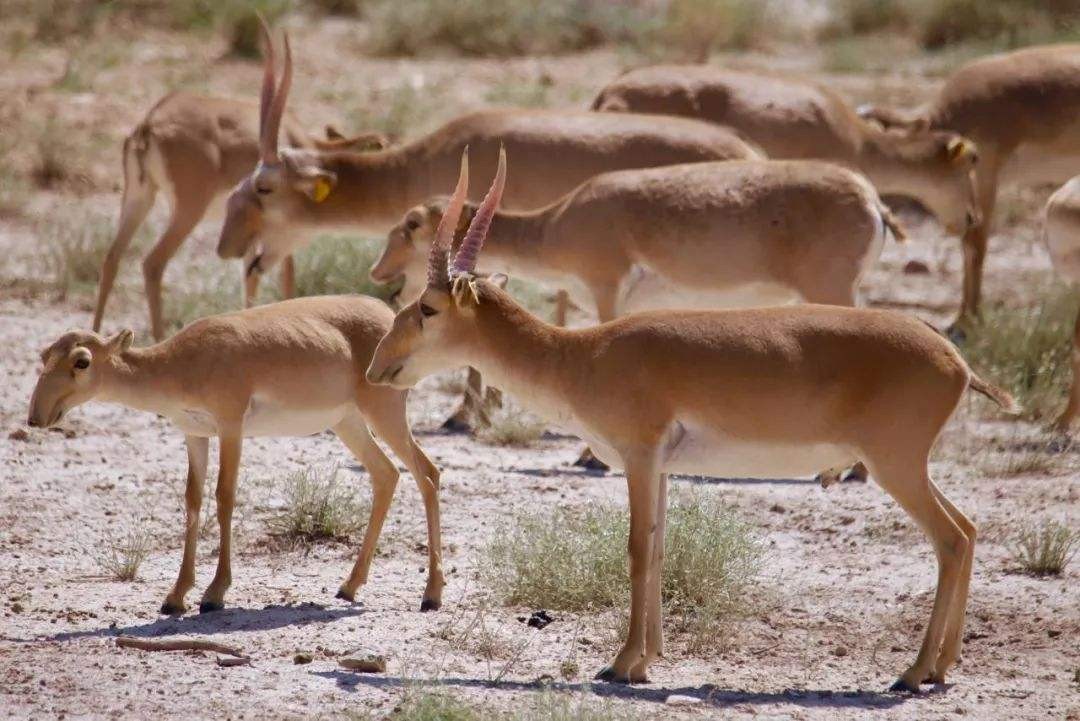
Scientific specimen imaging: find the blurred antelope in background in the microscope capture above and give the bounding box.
[858,44,1080,329]
[1042,177,1080,430]
[92,90,386,341]
[367,148,1019,691]
[30,296,443,614]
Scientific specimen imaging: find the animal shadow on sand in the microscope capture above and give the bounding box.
[314,672,913,711]
[42,602,365,644]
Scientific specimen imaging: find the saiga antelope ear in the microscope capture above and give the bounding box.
[486,273,509,289]
[106,329,134,354]
[294,167,338,203]
[946,137,978,166]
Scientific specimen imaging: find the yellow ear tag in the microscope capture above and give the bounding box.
[313,178,332,203]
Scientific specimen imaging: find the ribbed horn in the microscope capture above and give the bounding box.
[261,30,293,163]
[428,147,469,289]
[451,146,506,277]
[257,14,275,153]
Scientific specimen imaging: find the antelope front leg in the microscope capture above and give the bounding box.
[630,472,668,679]
[199,431,242,613]
[1054,303,1080,431]
[161,435,209,614]
[597,455,660,684]
[332,416,400,603]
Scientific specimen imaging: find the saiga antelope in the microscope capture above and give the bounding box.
[28,296,444,614]
[374,158,903,475]
[1042,176,1080,430]
[367,149,1019,691]
[592,65,980,242]
[93,90,387,341]
[858,44,1080,329]
[226,25,759,427]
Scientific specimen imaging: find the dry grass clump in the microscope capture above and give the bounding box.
[40,213,115,297]
[293,234,399,301]
[482,491,764,645]
[266,465,370,542]
[163,264,242,334]
[476,399,547,447]
[358,688,639,721]
[960,285,1079,423]
[92,526,155,581]
[1011,520,1077,576]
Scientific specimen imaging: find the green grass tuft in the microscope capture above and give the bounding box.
[267,465,371,542]
[1012,520,1077,576]
[92,526,155,581]
[481,491,764,646]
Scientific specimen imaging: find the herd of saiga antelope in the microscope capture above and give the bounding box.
[23,21,1080,692]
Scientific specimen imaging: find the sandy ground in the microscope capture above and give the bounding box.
[1,16,1079,721]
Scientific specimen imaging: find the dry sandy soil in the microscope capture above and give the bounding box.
[1,14,1078,721]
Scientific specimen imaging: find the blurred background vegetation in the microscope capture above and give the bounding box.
[2,0,1075,60]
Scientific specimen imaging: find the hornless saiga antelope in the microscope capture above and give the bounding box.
[592,65,980,242]
[223,25,760,429]
[373,158,904,481]
[367,148,1020,691]
[1042,176,1080,430]
[28,296,444,614]
[93,90,387,342]
[858,44,1080,330]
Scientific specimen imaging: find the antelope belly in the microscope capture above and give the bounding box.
[242,397,350,437]
[663,422,855,479]
[617,265,798,315]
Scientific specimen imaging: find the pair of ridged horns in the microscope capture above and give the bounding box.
[427,146,507,289]
[258,17,293,164]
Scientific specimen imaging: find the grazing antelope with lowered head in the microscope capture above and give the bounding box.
[592,66,980,238]
[367,148,1019,691]
[1042,176,1080,430]
[858,44,1080,329]
[92,90,387,341]
[28,296,443,615]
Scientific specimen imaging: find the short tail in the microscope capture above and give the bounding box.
[879,202,907,242]
[968,373,1021,415]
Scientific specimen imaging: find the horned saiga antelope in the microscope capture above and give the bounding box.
[1042,176,1080,430]
[367,149,1019,691]
[29,296,443,614]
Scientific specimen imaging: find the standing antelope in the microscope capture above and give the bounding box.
[592,66,980,239]
[367,149,1019,691]
[93,90,386,341]
[1043,177,1080,430]
[857,44,1080,328]
[227,26,759,428]
[28,296,444,614]
[372,159,904,323]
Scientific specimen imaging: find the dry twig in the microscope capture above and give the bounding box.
[115,636,245,658]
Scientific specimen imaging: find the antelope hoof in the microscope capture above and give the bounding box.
[335,588,356,602]
[440,415,471,434]
[420,598,441,612]
[159,601,185,616]
[842,463,869,483]
[945,324,967,346]
[594,665,645,684]
[198,600,225,614]
[888,677,921,694]
[573,448,610,472]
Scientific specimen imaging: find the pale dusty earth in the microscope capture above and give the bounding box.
[1,13,1079,721]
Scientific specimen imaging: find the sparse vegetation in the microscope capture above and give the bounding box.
[360,688,640,721]
[485,78,554,109]
[346,82,450,140]
[91,526,155,581]
[1012,520,1077,576]
[163,264,243,334]
[476,399,546,447]
[482,491,764,645]
[40,212,115,297]
[961,285,1080,422]
[267,465,370,542]
[33,120,75,190]
[293,234,399,301]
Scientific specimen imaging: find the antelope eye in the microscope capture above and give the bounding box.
[405,218,421,232]
[73,357,90,370]
[255,186,272,195]
[419,303,438,318]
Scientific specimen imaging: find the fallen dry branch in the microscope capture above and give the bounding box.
[216,655,252,667]
[115,636,245,658]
